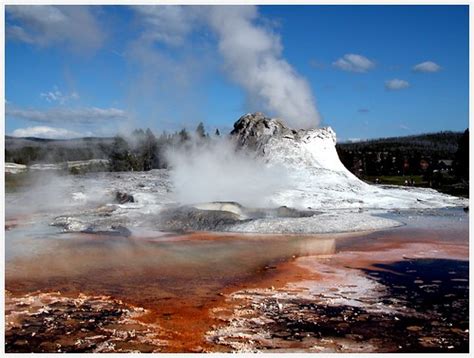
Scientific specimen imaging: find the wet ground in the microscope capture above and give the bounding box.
[208,258,468,353]
[4,208,469,353]
[5,291,163,353]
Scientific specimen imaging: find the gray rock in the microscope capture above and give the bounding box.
[81,225,132,237]
[230,112,297,152]
[275,206,316,218]
[115,191,134,204]
[158,206,248,232]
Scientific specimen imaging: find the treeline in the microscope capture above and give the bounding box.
[5,137,113,164]
[336,129,469,183]
[107,123,222,171]
[338,131,462,158]
[5,123,221,171]
[6,126,469,185]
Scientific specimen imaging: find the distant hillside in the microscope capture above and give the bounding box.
[5,129,467,174]
[5,136,115,164]
[337,131,462,158]
[336,130,468,181]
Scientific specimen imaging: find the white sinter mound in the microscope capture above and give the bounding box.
[231,112,466,211]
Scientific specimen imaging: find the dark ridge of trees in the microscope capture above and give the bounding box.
[178,128,190,143]
[453,129,469,181]
[336,131,465,177]
[338,131,463,159]
[336,129,469,196]
[6,127,469,191]
[6,124,217,172]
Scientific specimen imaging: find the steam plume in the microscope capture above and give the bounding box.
[130,5,320,129]
[207,6,320,129]
[165,136,288,207]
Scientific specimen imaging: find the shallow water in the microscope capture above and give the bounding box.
[6,230,338,303]
[5,208,469,352]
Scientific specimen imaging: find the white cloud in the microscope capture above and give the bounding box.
[6,5,105,52]
[412,61,442,73]
[133,5,195,46]
[385,79,410,91]
[40,88,79,104]
[11,126,84,139]
[6,106,128,124]
[333,54,375,73]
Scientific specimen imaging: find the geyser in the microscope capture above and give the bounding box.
[167,112,465,213]
[164,132,289,207]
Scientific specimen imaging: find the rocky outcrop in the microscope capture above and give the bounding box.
[158,206,248,232]
[228,112,466,210]
[157,201,322,233]
[115,191,135,204]
[230,112,344,172]
[230,112,296,152]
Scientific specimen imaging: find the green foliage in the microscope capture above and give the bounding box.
[109,136,134,172]
[337,131,464,177]
[454,129,469,180]
[196,122,206,138]
[337,130,468,196]
[179,128,190,143]
[5,137,112,165]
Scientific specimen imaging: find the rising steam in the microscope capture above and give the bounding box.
[206,6,320,129]
[165,135,289,207]
[131,5,321,130]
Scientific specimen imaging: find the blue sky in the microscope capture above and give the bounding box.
[5,5,469,141]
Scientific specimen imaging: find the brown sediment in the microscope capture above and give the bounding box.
[5,226,469,352]
[5,214,35,231]
[5,290,165,353]
[128,254,320,353]
[5,249,316,353]
[5,231,326,352]
[5,220,18,231]
[208,227,469,352]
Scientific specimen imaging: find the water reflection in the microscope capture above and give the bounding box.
[6,230,335,303]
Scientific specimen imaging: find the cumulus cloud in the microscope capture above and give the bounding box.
[40,88,79,104]
[6,5,105,52]
[11,126,84,139]
[385,79,410,91]
[206,6,320,129]
[6,106,128,124]
[333,54,375,73]
[412,61,442,73]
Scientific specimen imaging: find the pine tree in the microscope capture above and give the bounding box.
[454,129,469,180]
[143,128,158,170]
[109,136,132,172]
[179,128,190,142]
[196,122,206,138]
